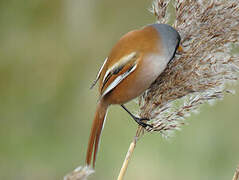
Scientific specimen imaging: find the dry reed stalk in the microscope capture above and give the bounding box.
[232,164,239,180]
[117,136,137,180]
[117,126,144,180]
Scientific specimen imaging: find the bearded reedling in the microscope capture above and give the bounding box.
[86,23,181,168]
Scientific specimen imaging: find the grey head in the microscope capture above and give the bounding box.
[151,23,181,62]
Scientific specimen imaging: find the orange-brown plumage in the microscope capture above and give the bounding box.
[100,26,161,104]
[86,100,108,168]
[86,24,181,168]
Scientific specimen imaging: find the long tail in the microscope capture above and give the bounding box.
[86,100,108,168]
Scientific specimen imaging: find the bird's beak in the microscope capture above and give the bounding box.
[176,45,184,55]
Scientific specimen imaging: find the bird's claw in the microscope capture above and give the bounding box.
[134,117,153,128]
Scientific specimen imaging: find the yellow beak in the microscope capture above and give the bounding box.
[177,45,184,53]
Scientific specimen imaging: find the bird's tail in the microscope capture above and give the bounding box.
[86,100,108,168]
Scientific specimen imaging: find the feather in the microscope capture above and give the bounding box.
[86,100,108,168]
[102,52,137,86]
[100,52,138,97]
[101,63,137,98]
[90,57,108,89]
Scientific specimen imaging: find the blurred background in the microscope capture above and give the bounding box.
[0,0,238,180]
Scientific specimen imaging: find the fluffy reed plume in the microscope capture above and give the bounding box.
[151,0,171,23]
[138,0,239,137]
[232,164,239,180]
[64,166,94,180]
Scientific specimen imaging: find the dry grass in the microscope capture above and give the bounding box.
[64,166,94,180]
[139,0,239,137]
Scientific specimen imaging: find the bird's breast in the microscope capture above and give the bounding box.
[138,53,168,84]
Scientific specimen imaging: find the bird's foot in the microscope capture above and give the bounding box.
[133,117,153,128]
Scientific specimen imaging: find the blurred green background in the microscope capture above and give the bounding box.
[0,0,238,180]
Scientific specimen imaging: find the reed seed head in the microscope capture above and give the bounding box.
[64,166,94,180]
[139,0,239,137]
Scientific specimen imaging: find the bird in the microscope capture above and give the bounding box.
[86,23,181,168]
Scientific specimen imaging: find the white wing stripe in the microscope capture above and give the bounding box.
[90,57,108,89]
[97,57,108,80]
[101,63,137,98]
[102,52,137,84]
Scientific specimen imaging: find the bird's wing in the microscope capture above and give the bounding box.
[90,57,108,89]
[100,51,138,98]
